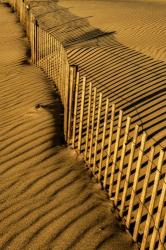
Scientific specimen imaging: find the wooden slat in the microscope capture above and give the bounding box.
[85,82,92,159]
[78,77,86,153]
[133,146,155,241]
[67,67,75,143]
[72,72,80,148]
[126,132,147,228]
[98,99,109,181]
[149,174,166,250]
[64,61,70,141]
[120,124,139,217]
[109,110,123,198]
[88,87,97,166]
[141,149,164,250]
[158,209,166,250]
[93,93,102,174]
[114,116,131,206]
[103,104,115,189]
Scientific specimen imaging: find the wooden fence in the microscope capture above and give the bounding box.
[8,0,166,249]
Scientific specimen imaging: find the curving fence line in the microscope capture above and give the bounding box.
[7,0,166,249]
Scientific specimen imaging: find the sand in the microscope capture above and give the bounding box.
[27,0,166,153]
[24,0,165,245]
[0,3,137,250]
[59,0,166,63]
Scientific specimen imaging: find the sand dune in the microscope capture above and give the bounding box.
[59,0,166,62]
[0,4,137,250]
[29,0,165,152]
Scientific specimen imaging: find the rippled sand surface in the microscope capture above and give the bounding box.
[0,4,137,250]
[59,0,166,62]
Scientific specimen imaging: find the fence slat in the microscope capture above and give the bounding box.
[141,149,164,250]
[93,93,102,174]
[103,104,115,189]
[114,116,131,206]
[85,82,92,159]
[149,173,166,250]
[78,77,86,153]
[126,132,147,228]
[72,72,80,148]
[67,66,76,143]
[98,99,109,181]
[88,87,97,166]
[64,62,70,140]
[109,110,123,198]
[133,146,155,242]
[158,209,166,250]
[120,124,139,217]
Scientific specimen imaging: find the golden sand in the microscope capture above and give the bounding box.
[0,4,137,250]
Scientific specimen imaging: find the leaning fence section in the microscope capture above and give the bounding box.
[8,1,166,249]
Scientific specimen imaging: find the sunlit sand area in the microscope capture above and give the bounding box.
[60,0,166,62]
[0,3,137,250]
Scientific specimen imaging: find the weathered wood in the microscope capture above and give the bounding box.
[78,77,86,152]
[64,62,70,141]
[158,209,166,250]
[133,146,155,241]
[149,173,166,250]
[120,124,139,217]
[85,82,92,158]
[88,87,97,166]
[67,66,75,143]
[103,104,115,189]
[126,132,147,228]
[114,116,131,206]
[72,72,80,148]
[109,110,123,198]
[141,149,164,250]
[98,99,109,181]
[93,93,102,174]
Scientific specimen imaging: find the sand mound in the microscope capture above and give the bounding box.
[0,4,137,250]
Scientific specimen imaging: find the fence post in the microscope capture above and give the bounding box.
[88,87,97,166]
[36,24,39,66]
[149,173,166,250]
[34,19,38,65]
[93,93,102,174]
[103,104,115,189]
[133,146,155,242]
[30,15,34,63]
[98,98,109,181]
[109,110,123,198]
[141,149,164,250]
[64,62,70,141]
[85,82,92,158]
[114,116,131,206]
[67,66,77,143]
[78,77,86,152]
[120,124,139,217]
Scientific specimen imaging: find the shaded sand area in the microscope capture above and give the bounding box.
[0,4,137,250]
